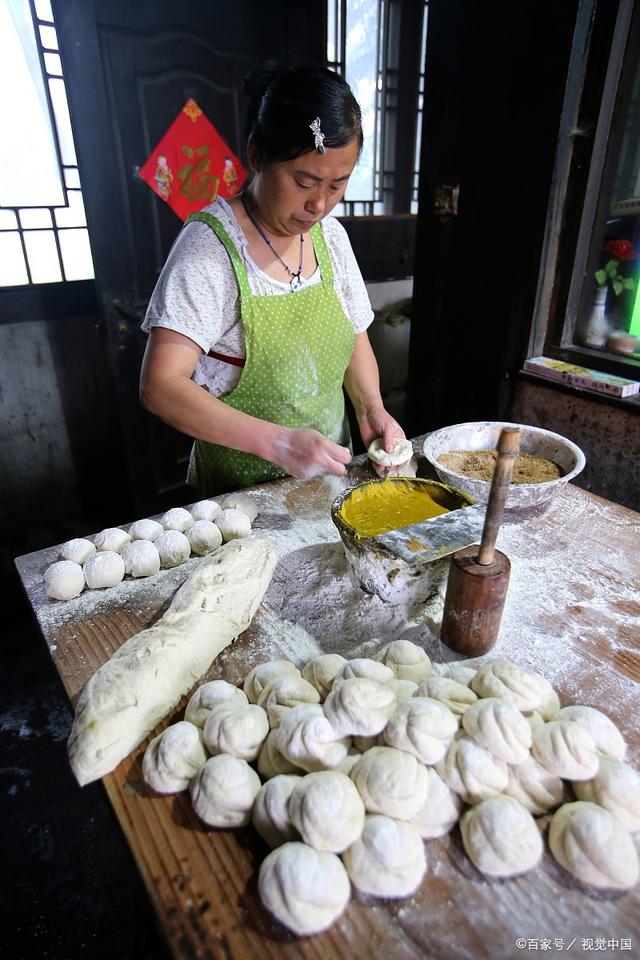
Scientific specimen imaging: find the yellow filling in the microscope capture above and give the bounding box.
[337,479,451,538]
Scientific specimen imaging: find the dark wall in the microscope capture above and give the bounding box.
[407,0,581,435]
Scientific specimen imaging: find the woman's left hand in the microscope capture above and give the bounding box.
[358,407,405,453]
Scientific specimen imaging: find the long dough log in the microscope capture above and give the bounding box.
[68,538,278,786]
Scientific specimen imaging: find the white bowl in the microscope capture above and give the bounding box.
[422,421,586,519]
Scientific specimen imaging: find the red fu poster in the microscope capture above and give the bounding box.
[139,99,247,221]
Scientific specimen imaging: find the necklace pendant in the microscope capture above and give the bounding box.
[290,274,302,291]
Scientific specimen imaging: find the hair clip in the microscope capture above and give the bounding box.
[309,117,326,154]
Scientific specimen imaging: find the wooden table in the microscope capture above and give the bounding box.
[15,440,640,960]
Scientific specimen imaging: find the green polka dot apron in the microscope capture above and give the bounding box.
[185,212,356,496]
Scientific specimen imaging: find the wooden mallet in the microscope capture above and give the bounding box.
[440,427,521,657]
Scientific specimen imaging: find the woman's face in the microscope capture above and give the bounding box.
[250,138,360,237]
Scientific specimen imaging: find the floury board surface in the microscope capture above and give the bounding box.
[15,437,640,960]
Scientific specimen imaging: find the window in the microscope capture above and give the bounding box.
[530,0,639,378]
[326,0,428,216]
[0,0,94,286]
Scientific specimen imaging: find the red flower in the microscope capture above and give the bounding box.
[604,239,636,261]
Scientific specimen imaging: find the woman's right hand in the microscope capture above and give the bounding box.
[272,428,351,480]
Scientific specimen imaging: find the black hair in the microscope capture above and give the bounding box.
[243,63,363,166]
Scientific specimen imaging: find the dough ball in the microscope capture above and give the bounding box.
[189,499,222,522]
[83,551,125,590]
[243,659,301,703]
[184,679,248,729]
[343,814,426,897]
[155,530,191,568]
[161,506,194,532]
[221,491,258,522]
[435,735,509,804]
[504,754,564,815]
[421,675,478,716]
[350,745,429,820]
[388,678,419,703]
[556,705,626,761]
[460,796,543,878]
[44,560,85,601]
[257,675,320,728]
[289,770,365,852]
[93,527,131,553]
[373,639,431,684]
[531,720,599,780]
[301,654,348,699]
[549,801,639,890]
[471,659,559,719]
[367,438,414,477]
[431,662,477,686]
[324,678,397,738]
[203,701,269,762]
[253,774,302,848]
[185,519,223,556]
[258,841,350,936]
[383,697,458,765]
[128,518,164,541]
[462,697,532,764]
[190,754,261,828]
[408,766,462,838]
[59,538,96,565]
[258,729,303,779]
[215,508,252,542]
[334,657,394,686]
[121,540,160,578]
[572,757,640,833]
[276,703,350,772]
[142,721,207,794]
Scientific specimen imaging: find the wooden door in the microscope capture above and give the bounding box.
[54,0,323,515]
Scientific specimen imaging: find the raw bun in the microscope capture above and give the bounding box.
[408,766,462,838]
[556,705,626,761]
[301,654,348,699]
[216,508,252,541]
[128,518,164,541]
[258,729,302,780]
[436,735,508,804]
[221,491,258,522]
[161,506,194,532]
[258,842,350,936]
[373,639,431,683]
[185,519,223,556]
[334,657,394,685]
[93,527,131,553]
[203,701,269,761]
[548,801,639,890]
[431,662,477,686]
[504,754,564,815]
[243,659,301,704]
[343,814,426,897]
[252,774,302,848]
[276,703,350,772]
[59,538,96,565]
[142,721,207,794]
[155,530,191,568]
[367,436,414,466]
[83,551,125,589]
[572,757,640,832]
[190,754,261,828]
[422,675,478,716]
[460,796,543,878]
[189,499,222,522]
[121,540,161,578]
[388,678,419,703]
[461,697,532,764]
[44,560,85,601]
[324,678,397,737]
[257,675,320,728]
[471,659,559,718]
[383,697,458,765]
[531,719,599,780]
[185,680,248,728]
[289,770,365,852]
[350,745,429,820]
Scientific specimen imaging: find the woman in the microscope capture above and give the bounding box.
[140,63,405,496]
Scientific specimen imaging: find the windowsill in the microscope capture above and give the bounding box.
[518,368,640,413]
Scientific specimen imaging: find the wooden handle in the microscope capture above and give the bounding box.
[477,427,520,565]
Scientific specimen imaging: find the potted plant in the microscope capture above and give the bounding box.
[583,239,638,348]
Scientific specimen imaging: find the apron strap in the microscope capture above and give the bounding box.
[185,211,253,300]
[310,222,334,285]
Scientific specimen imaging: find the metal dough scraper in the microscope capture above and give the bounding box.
[373,501,487,564]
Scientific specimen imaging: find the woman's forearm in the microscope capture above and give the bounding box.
[343,331,385,419]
